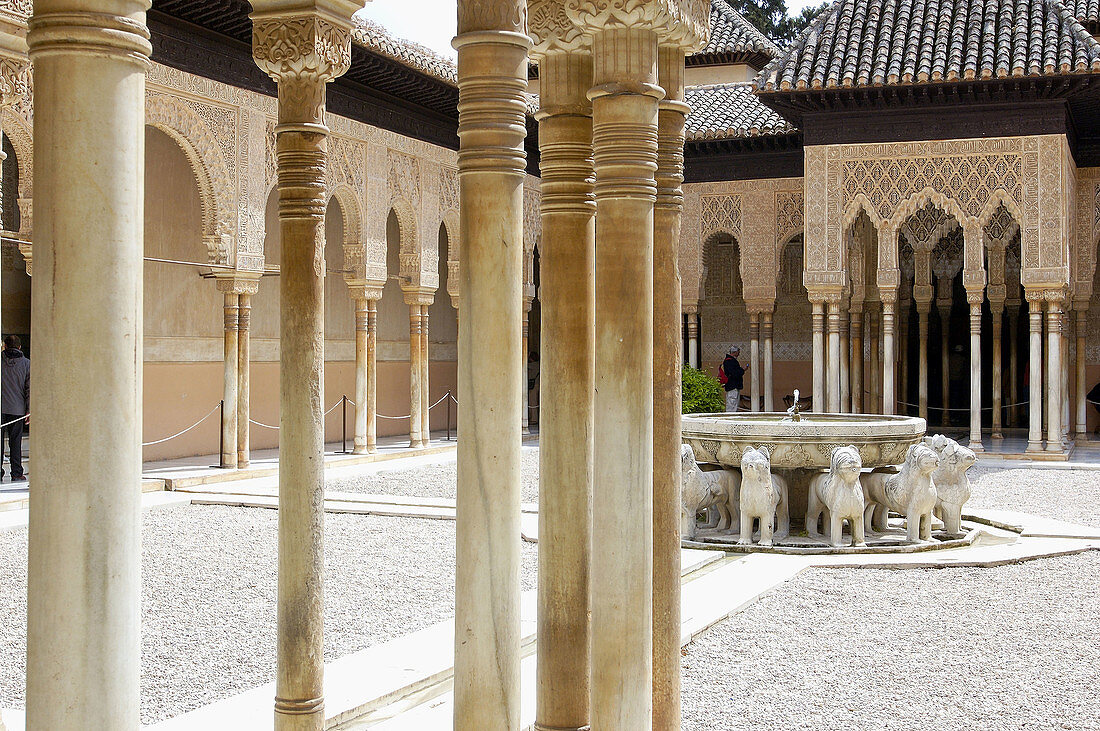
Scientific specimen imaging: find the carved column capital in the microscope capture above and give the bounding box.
[28,7,152,67]
[214,274,261,296]
[402,285,435,307]
[530,0,588,56]
[564,0,709,51]
[458,0,528,35]
[347,280,385,301]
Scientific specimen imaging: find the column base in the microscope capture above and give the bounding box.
[1026,442,1045,453]
[968,440,984,452]
[991,432,1004,441]
[533,725,592,731]
[239,459,251,469]
[353,445,369,455]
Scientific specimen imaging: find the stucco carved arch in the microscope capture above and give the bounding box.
[441,209,460,304]
[841,195,883,233]
[1,109,32,235]
[389,197,419,286]
[329,183,364,281]
[883,189,966,275]
[145,92,236,265]
[698,229,742,303]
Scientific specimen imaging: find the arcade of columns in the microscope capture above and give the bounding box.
[12,0,713,727]
[682,136,1100,455]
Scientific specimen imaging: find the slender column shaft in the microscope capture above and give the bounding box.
[839,301,850,413]
[652,45,687,730]
[1009,307,1020,426]
[749,311,761,411]
[589,27,659,728]
[238,292,252,466]
[26,5,150,727]
[1027,297,1044,451]
[353,296,369,454]
[991,308,1004,439]
[533,49,594,731]
[421,304,430,444]
[366,299,378,452]
[522,306,531,434]
[897,308,908,413]
[827,301,841,412]
[811,299,825,411]
[939,303,951,422]
[408,303,423,448]
[1047,297,1063,452]
[1077,308,1088,439]
[686,312,699,368]
[1062,311,1070,442]
[762,309,774,411]
[917,305,929,421]
[882,298,896,416]
[221,292,240,468]
[869,309,881,412]
[453,19,527,730]
[968,299,983,451]
[850,308,863,412]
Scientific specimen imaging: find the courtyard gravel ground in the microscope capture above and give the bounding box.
[0,507,538,725]
[681,466,1100,731]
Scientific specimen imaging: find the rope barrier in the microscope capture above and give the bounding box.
[142,403,220,446]
[376,392,453,420]
[895,399,1030,412]
[0,413,28,429]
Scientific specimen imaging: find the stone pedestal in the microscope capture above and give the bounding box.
[26,3,151,727]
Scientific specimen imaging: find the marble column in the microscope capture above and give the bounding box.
[897,305,908,413]
[406,301,424,448]
[762,307,775,411]
[522,297,531,434]
[1062,309,1070,444]
[685,306,699,368]
[967,291,984,451]
[1008,304,1020,426]
[652,44,689,729]
[850,304,863,412]
[749,310,761,411]
[811,296,825,411]
[1076,306,1088,440]
[1046,294,1063,452]
[869,308,881,413]
[936,300,951,422]
[882,294,897,416]
[238,290,253,467]
[220,291,239,468]
[251,4,361,728]
[1026,292,1044,452]
[365,298,378,451]
[421,303,431,445]
[916,301,930,421]
[529,40,594,731]
[990,303,1004,440]
[350,286,382,455]
[827,298,842,412]
[839,298,850,413]
[453,4,527,727]
[587,24,660,729]
[26,2,150,727]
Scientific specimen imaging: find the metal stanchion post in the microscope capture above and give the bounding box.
[446,392,452,442]
[218,400,225,468]
[341,395,348,455]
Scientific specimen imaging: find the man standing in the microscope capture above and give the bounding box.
[1,335,29,482]
[721,346,747,413]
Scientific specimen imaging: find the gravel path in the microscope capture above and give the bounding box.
[0,506,537,725]
[681,552,1100,731]
[967,466,1100,528]
[328,446,540,504]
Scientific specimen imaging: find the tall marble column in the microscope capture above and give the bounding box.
[1076,305,1088,440]
[827,297,842,412]
[937,299,952,423]
[219,290,240,468]
[881,293,897,416]
[453,3,527,727]
[578,16,658,727]
[1061,308,1070,444]
[967,289,984,451]
[1008,303,1020,426]
[990,302,1004,440]
[839,297,850,413]
[850,303,863,412]
[238,290,253,466]
[897,305,908,413]
[762,306,774,411]
[916,300,930,421]
[251,4,361,728]
[421,303,431,445]
[26,1,150,727]
[350,285,383,454]
[749,310,761,411]
[652,43,690,730]
[869,307,881,413]
[365,298,378,451]
[1026,291,1044,452]
[1047,294,1063,452]
[406,300,424,448]
[811,296,825,411]
[522,297,532,434]
[529,31,594,731]
[685,305,699,367]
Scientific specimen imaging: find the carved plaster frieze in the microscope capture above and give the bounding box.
[458,0,527,35]
[529,0,587,56]
[564,0,709,51]
[252,13,353,84]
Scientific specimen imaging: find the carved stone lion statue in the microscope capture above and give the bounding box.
[681,444,740,540]
[806,446,866,547]
[738,446,789,546]
[924,434,975,535]
[863,443,940,543]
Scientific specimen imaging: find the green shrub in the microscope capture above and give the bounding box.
[682,365,725,414]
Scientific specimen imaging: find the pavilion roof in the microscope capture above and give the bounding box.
[685,83,796,140]
[692,0,783,67]
[755,0,1100,92]
[1068,0,1100,32]
[352,17,457,87]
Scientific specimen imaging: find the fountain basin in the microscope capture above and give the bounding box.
[681,412,927,471]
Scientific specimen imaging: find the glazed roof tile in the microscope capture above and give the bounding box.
[352,18,457,86]
[756,0,1100,92]
[1069,0,1100,29]
[685,83,797,140]
[698,0,782,60]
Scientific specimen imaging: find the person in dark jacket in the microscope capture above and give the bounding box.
[1,335,29,482]
[721,346,748,413]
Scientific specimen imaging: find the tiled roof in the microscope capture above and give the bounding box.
[352,17,457,86]
[756,0,1100,92]
[685,83,796,140]
[696,0,782,62]
[1069,0,1100,30]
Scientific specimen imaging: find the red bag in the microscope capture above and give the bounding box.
[717,363,728,385]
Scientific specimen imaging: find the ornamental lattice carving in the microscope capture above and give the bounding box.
[775,191,803,246]
[700,195,741,241]
[439,166,459,214]
[329,134,365,194]
[523,186,541,253]
[0,56,29,107]
[529,0,586,55]
[252,15,353,82]
[388,149,421,205]
[564,0,709,51]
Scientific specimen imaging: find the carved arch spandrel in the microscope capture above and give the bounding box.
[329,183,364,282]
[145,91,237,266]
[390,196,420,287]
[441,209,460,305]
[2,108,32,236]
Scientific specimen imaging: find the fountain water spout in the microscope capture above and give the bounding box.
[786,389,802,422]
